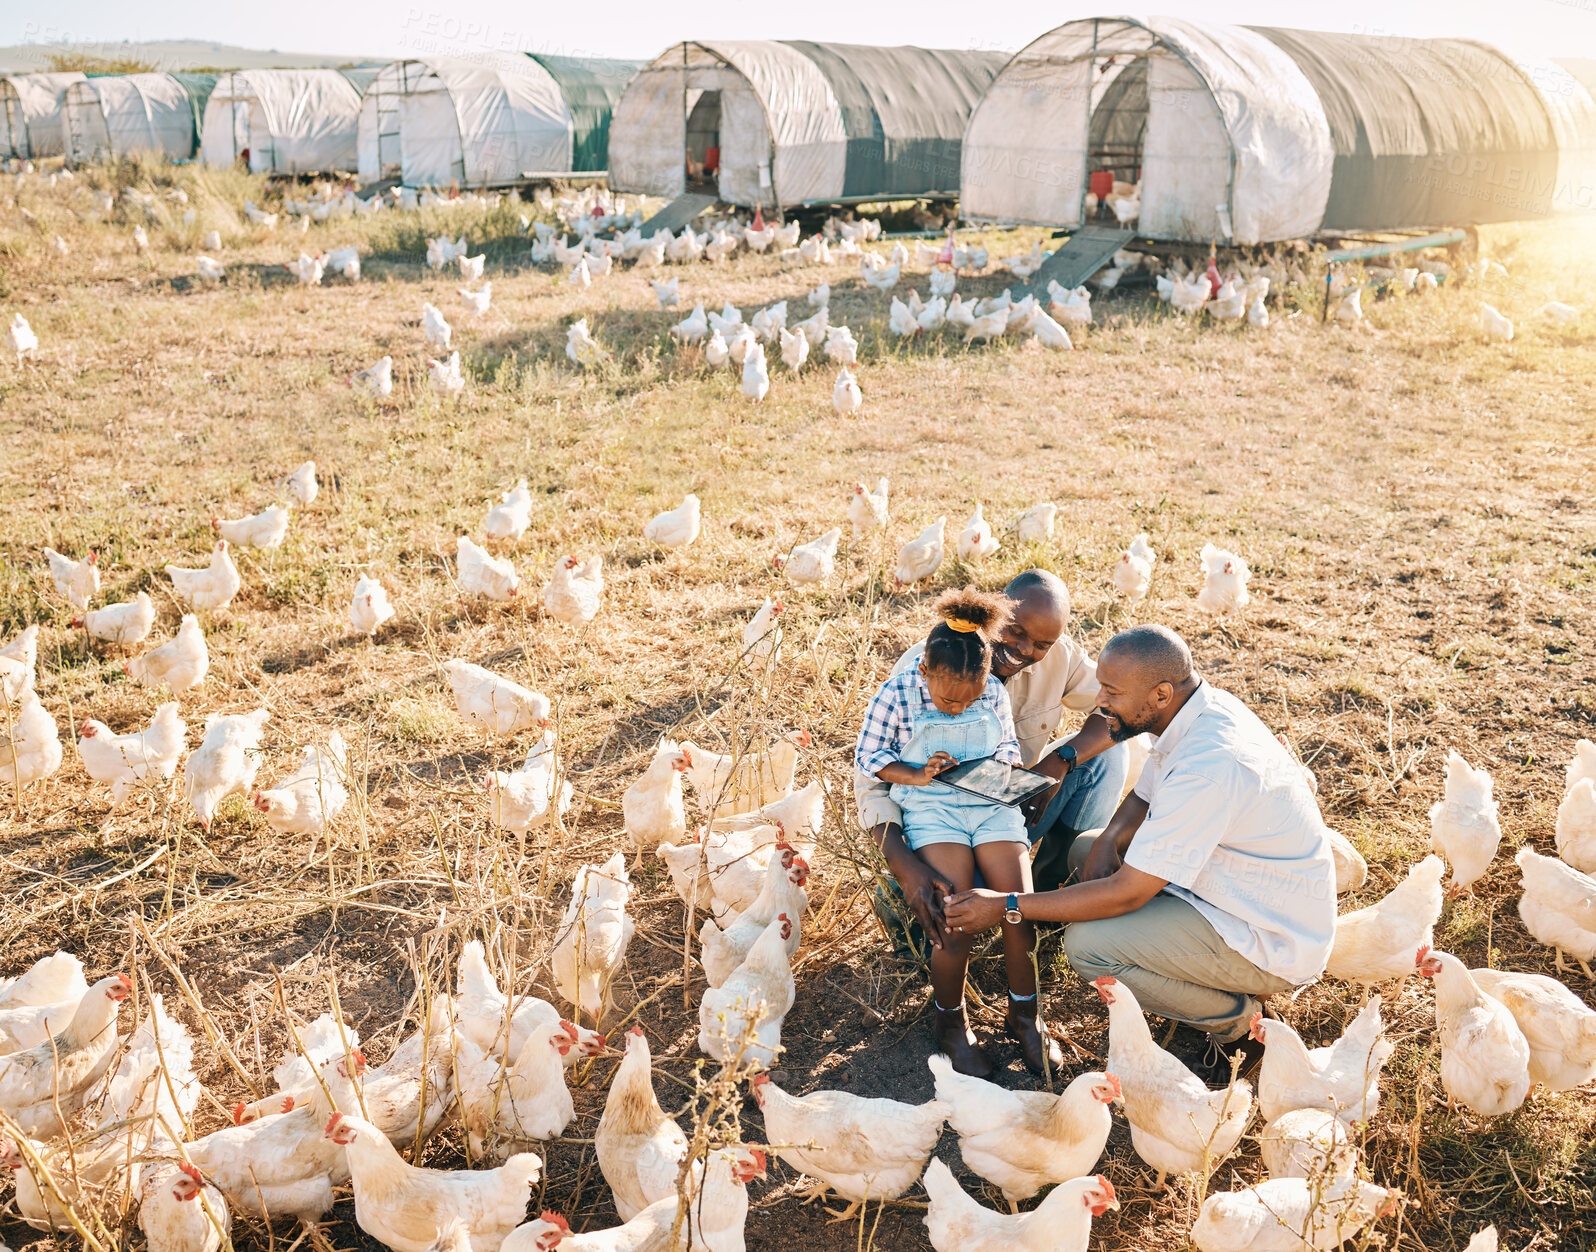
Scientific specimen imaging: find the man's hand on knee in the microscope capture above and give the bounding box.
[874,823,954,950]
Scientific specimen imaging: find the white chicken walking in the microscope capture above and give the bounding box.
[485,479,533,541]
[1514,845,1596,976]
[43,548,99,610]
[166,541,241,611]
[254,731,350,846]
[1555,777,1596,872]
[6,312,39,362]
[1470,963,1596,1091]
[1326,854,1445,991]
[1195,542,1250,614]
[832,364,862,416]
[1428,750,1501,894]
[0,687,61,792]
[552,851,635,1024]
[622,740,690,850]
[741,597,782,666]
[698,913,795,1067]
[1013,502,1058,544]
[429,351,464,396]
[443,659,550,738]
[349,574,395,635]
[212,504,289,550]
[184,708,269,832]
[543,555,603,627]
[457,535,520,600]
[776,528,840,585]
[848,478,890,541]
[1417,946,1530,1116]
[1480,303,1514,342]
[1191,1178,1398,1252]
[595,1027,688,1221]
[285,460,318,507]
[76,590,154,647]
[1252,997,1392,1127]
[77,701,186,805]
[349,356,393,398]
[894,518,946,586]
[643,493,701,548]
[125,614,208,692]
[486,730,573,834]
[923,1160,1118,1252]
[421,302,452,350]
[741,340,770,402]
[956,504,999,562]
[1113,533,1155,603]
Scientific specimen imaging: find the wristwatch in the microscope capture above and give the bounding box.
[1004,892,1024,924]
[1056,744,1078,775]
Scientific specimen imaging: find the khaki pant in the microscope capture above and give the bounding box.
[1061,834,1294,1042]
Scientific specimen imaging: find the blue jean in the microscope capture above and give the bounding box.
[1028,742,1129,891]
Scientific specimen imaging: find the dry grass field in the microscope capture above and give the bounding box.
[0,158,1593,1252]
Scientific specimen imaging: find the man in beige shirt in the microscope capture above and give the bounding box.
[857,571,1129,1063]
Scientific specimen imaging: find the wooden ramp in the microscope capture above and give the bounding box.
[1022,225,1136,297]
[641,192,718,236]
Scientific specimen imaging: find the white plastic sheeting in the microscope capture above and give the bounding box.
[0,73,85,159]
[1484,46,1596,214]
[201,71,361,174]
[961,17,1334,243]
[356,55,571,187]
[61,74,197,164]
[608,41,847,207]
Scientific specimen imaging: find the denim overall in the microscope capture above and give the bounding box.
[889,700,1028,850]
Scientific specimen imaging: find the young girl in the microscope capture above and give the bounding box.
[855,588,1049,1077]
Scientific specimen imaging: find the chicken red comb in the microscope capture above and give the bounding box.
[351,1048,368,1072]
[230,1101,248,1125]
[629,1025,645,1037]
[771,600,783,613]
[325,1112,344,1134]
[1415,944,1432,965]
[560,1020,580,1041]
[747,1148,768,1174]
[178,1162,202,1184]
[280,1094,295,1113]
[750,1072,769,1087]
[541,1212,572,1232]
[87,551,98,565]
[1104,1073,1122,1098]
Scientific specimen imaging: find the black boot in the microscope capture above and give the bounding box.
[935,1003,992,1077]
[1006,995,1064,1075]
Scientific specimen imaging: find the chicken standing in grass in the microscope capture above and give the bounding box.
[740,340,770,402]
[1515,845,1596,976]
[184,709,269,831]
[1417,946,1530,1116]
[485,479,533,541]
[422,302,452,350]
[1191,1178,1398,1252]
[0,623,36,701]
[455,1021,576,1157]
[779,326,808,372]
[553,852,635,1024]
[1481,303,1514,342]
[459,282,492,317]
[349,575,395,635]
[622,740,690,850]
[832,364,862,416]
[543,555,603,627]
[0,687,61,792]
[776,528,840,585]
[457,536,520,600]
[742,597,782,665]
[699,845,808,988]
[643,493,701,548]
[212,504,289,550]
[6,312,39,362]
[566,318,608,366]
[285,460,318,507]
[1326,854,1445,990]
[43,548,98,609]
[1252,997,1392,1127]
[443,660,550,738]
[453,940,604,1070]
[126,615,208,692]
[77,702,186,805]
[0,974,129,1137]
[254,731,349,845]
[1428,751,1501,894]
[1195,542,1250,614]
[596,1028,688,1221]
[956,504,999,562]
[1114,534,1155,603]
[138,1161,229,1252]
[698,913,795,1066]
[1012,502,1058,544]
[167,541,241,611]
[429,352,464,396]
[931,1056,1117,1207]
[75,590,154,647]
[1257,1108,1354,1181]
[487,730,572,833]
[923,1160,1117,1252]
[1555,777,1596,872]
[848,478,890,541]
[752,1071,946,1216]
[894,518,946,586]
[1470,963,1596,1091]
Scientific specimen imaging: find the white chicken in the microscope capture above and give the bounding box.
[77,701,186,805]
[698,914,795,1066]
[644,493,701,548]
[777,527,840,585]
[1114,534,1155,603]
[125,614,208,691]
[956,504,999,562]
[831,365,862,416]
[430,351,465,396]
[1417,945,1530,1116]
[552,851,635,1023]
[138,1161,229,1252]
[1195,542,1250,614]
[680,730,809,820]
[1515,845,1596,976]
[487,730,573,834]
[0,974,128,1138]
[1428,751,1501,893]
[212,504,289,550]
[931,1055,1117,1206]
[672,302,708,343]
[75,590,154,647]
[778,326,809,373]
[326,1110,541,1252]
[1325,854,1445,989]
[1095,975,1252,1183]
[453,941,604,1069]
[699,845,809,988]
[849,478,890,541]
[1191,1178,1398,1252]
[1257,1108,1354,1181]
[349,574,395,635]
[459,252,486,283]
[7,312,39,362]
[566,318,609,366]
[742,597,782,666]
[1252,997,1392,1127]
[0,952,86,1011]
[650,277,679,309]
[923,1160,1117,1252]
[455,1022,575,1157]
[285,461,318,507]
[484,479,533,541]
[596,1027,688,1221]
[1567,739,1596,794]
[752,1071,946,1214]
[1555,777,1596,872]
[43,547,98,609]
[740,340,769,402]
[254,731,349,844]
[443,660,550,738]
[0,623,36,703]
[750,301,787,341]
[823,325,858,366]
[422,302,453,350]
[1013,502,1058,544]
[1480,303,1514,342]
[285,252,324,286]
[792,306,829,350]
[1469,964,1596,1091]
[894,518,946,586]
[623,739,690,850]
[166,541,241,611]
[0,687,61,791]
[543,554,603,628]
[455,534,521,603]
[326,244,360,281]
[184,708,269,831]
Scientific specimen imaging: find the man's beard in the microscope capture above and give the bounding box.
[1103,708,1157,742]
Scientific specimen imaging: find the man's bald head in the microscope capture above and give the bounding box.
[1100,625,1193,688]
[1005,569,1071,618]
[990,569,1072,679]
[1094,625,1198,741]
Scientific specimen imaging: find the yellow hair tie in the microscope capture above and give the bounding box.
[946,617,981,634]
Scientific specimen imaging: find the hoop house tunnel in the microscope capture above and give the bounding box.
[608,41,1007,209]
[356,52,642,188]
[0,72,87,159]
[200,69,375,174]
[60,73,217,164]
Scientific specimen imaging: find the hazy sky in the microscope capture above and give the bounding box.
[10,0,1596,62]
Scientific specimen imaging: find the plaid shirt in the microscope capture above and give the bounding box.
[855,666,1021,777]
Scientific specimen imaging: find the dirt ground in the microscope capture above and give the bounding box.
[0,163,1593,1251]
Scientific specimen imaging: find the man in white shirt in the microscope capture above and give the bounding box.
[945,624,1336,1064]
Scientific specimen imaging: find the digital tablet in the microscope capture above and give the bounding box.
[931,756,1056,807]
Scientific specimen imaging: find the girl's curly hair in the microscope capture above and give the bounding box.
[924,586,1015,680]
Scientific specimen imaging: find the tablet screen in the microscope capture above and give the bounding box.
[931,756,1055,807]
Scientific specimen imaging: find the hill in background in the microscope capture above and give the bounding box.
[0,39,380,74]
